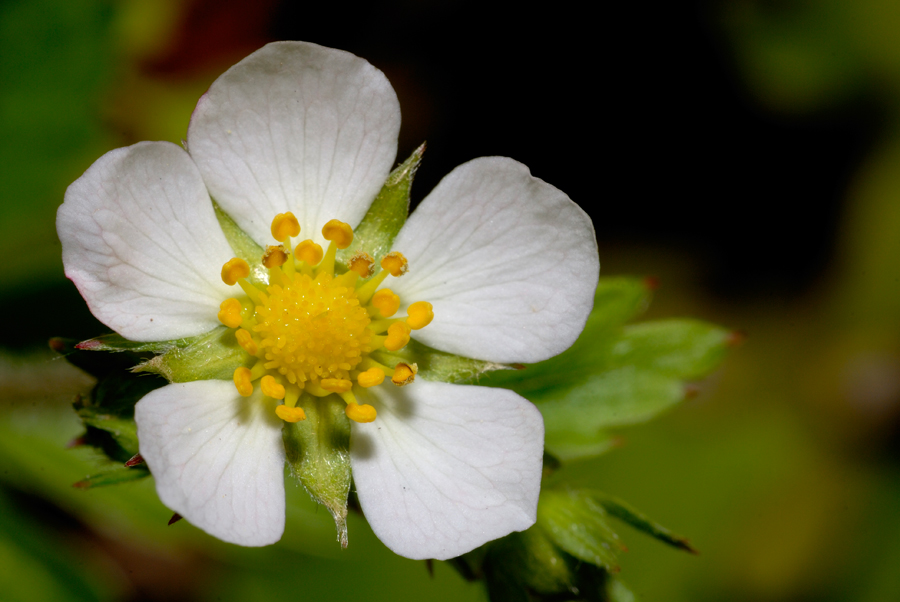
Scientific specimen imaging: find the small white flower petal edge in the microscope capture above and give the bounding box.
[187,41,401,250]
[389,157,599,364]
[57,141,235,342]
[351,381,544,560]
[135,380,286,546]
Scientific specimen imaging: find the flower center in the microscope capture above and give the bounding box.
[216,213,433,425]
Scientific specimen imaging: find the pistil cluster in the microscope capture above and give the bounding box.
[216,212,433,424]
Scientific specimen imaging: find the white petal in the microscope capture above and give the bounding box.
[350,381,544,560]
[187,41,400,247]
[389,157,599,363]
[57,141,236,341]
[135,380,286,546]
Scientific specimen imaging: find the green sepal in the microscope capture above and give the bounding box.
[608,319,733,380]
[371,338,508,384]
[336,142,425,267]
[135,326,250,383]
[213,202,267,285]
[595,492,697,554]
[72,464,150,489]
[67,333,189,355]
[282,394,352,547]
[537,489,624,572]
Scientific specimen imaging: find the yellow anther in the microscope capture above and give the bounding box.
[276,404,307,423]
[221,258,250,286]
[271,212,301,242]
[233,367,254,397]
[322,219,353,249]
[262,245,288,268]
[384,321,412,351]
[406,301,434,330]
[357,367,385,388]
[380,252,408,277]
[235,328,258,355]
[321,378,353,393]
[348,251,375,278]
[371,289,400,317]
[218,298,243,328]
[295,239,324,266]
[260,375,286,400]
[391,362,417,386]
[345,402,377,423]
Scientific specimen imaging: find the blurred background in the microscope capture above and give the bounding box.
[3,0,900,599]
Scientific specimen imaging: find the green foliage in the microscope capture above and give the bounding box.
[537,489,624,572]
[482,277,734,462]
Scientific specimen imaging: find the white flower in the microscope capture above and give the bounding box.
[56,41,598,560]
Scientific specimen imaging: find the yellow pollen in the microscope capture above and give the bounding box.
[380,252,408,277]
[384,322,412,351]
[260,375,286,399]
[348,251,375,278]
[295,239,324,266]
[371,289,400,317]
[357,367,385,388]
[321,378,353,393]
[253,271,372,386]
[322,219,353,249]
[262,245,288,268]
[235,328,258,355]
[392,362,417,386]
[345,402,377,423]
[407,301,434,330]
[233,367,253,397]
[221,258,250,286]
[276,404,307,423]
[271,212,301,242]
[218,298,243,328]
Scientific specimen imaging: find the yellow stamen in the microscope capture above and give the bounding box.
[262,245,288,268]
[235,328,258,355]
[271,212,301,242]
[295,239,324,266]
[233,367,253,397]
[384,321,412,351]
[407,301,434,330]
[345,402,377,423]
[218,298,243,328]
[380,252,408,277]
[276,405,307,422]
[260,375,286,400]
[357,367,385,388]
[371,289,400,317]
[321,378,353,393]
[348,251,375,278]
[221,258,250,286]
[322,219,353,249]
[391,362,417,386]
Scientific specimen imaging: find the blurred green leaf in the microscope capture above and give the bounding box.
[543,429,620,463]
[538,489,624,572]
[73,463,149,489]
[595,492,697,554]
[484,528,574,599]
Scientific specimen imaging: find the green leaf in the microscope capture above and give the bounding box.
[72,464,149,489]
[485,528,574,598]
[337,142,424,266]
[608,319,733,380]
[544,429,620,462]
[595,492,697,554]
[136,326,249,382]
[590,276,654,331]
[371,338,507,384]
[537,367,685,437]
[537,489,624,571]
[282,394,351,548]
[606,577,637,602]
